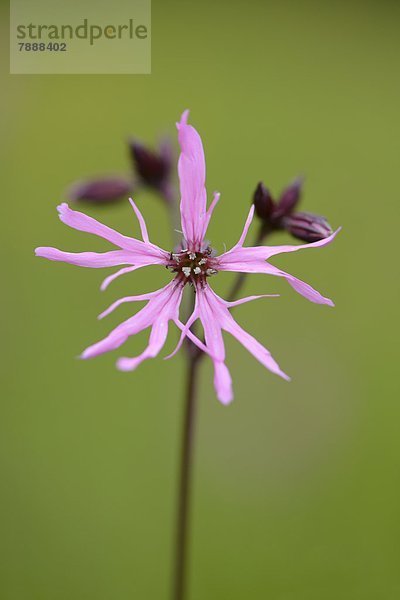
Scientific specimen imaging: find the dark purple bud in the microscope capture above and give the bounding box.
[129,140,172,189]
[282,211,333,242]
[68,176,133,204]
[253,182,275,221]
[274,177,303,219]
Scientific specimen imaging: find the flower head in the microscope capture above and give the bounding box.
[36,110,339,404]
[252,177,334,243]
[129,137,174,202]
[69,176,133,204]
[282,211,333,242]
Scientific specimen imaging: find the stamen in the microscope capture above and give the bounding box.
[168,246,218,282]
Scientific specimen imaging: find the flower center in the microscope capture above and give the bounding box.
[167,247,218,283]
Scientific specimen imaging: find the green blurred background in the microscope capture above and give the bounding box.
[1,0,400,598]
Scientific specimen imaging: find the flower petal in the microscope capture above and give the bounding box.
[225,294,279,308]
[171,284,285,403]
[176,110,207,249]
[213,361,233,405]
[170,319,209,357]
[168,285,233,404]
[232,205,255,249]
[196,287,226,361]
[203,192,220,237]
[219,228,340,263]
[267,264,335,306]
[222,317,290,381]
[35,248,136,268]
[98,290,160,319]
[100,266,143,291]
[198,285,290,388]
[81,306,154,359]
[57,202,169,259]
[81,280,183,362]
[99,253,169,290]
[116,283,184,370]
[128,197,150,244]
[217,229,339,305]
[165,310,200,360]
[36,203,170,278]
[58,203,137,251]
[218,257,334,305]
[116,319,170,371]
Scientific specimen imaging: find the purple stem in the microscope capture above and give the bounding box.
[172,223,269,600]
[172,351,200,600]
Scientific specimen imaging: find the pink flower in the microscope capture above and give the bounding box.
[36,110,339,404]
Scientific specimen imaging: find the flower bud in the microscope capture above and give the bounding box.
[129,139,172,190]
[68,176,133,204]
[273,177,303,220]
[253,182,275,221]
[282,212,333,242]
